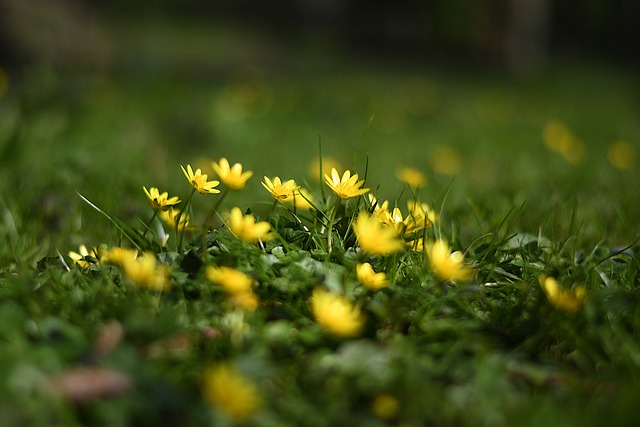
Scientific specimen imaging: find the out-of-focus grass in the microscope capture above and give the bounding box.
[0,17,638,254]
[1,22,640,425]
[1,56,638,257]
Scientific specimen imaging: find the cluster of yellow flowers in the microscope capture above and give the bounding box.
[68,245,171,292]
[205,266,259,311]
[67,154,597,421]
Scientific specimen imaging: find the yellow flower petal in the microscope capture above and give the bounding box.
[311,288,364,337]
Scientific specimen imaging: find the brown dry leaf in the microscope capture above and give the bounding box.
[90,320,124,360]
[146,332,194,359]
[52,367,133,403]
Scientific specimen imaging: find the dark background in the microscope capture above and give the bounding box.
[2,0,639,74]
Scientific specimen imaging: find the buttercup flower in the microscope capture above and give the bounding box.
[202,363,261,422]
[229,291,259,311]
[324,168,370,200]
[205,266,259,311]
[68,245,100,269]
[205,266,253,294]
[372,394,400,421]
[159,208,190,231]
[261,176,300,201]
[283,187,315,210]
[227,207,274,244]
[311,288,364,337]
[181,164,220,194]
[538,276,586,312]
[143,187,181,211]
[352,211,404,256]
[211,158,253,190]
[119,251,171,292]
[406,200,437,230]
[396,166,426,187]
[356,263,390,290]
[102,247,137,265]
[426,239,473,282]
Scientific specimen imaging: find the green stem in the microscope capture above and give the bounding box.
[200,188,229,259]
[267,198,278,218]
[176,188,196,253]
[326,197,342,253]
[141,210,158,238]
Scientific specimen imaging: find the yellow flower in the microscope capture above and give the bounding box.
[311,288,364,337]
[211,157,253,190]
[229,291,259,311]
[406,237,426,252]
[227,207,274,244]
[119,251,171,292]
[352,211,404,256]
[102,247,137,265]
[396,166,426,187]
[406,200,437,230]
[143,187,181,211]
[205,266,253,294]
[309,156,341,181]
[68,245,100,269]
[608,140,636,171]
[429,145,462,175]
[261,176,300,201]
[538,276,586,312]
[202,363,261,422]
[377,207,409,236]
[356,263,389,290]
[181,164,220,194]
[426,239,473,282]
[283,187,315,210]
[159,208,190,231]
[372,394,400,421]
[324,168,370,200]
[542,120,586,165]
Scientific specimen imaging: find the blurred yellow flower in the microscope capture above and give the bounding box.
[103,247,137,265]
[202,363,261,422]
[308,156,341,181]
[608,140,636,171]
[143,187,181,211]
[324,168,370,200]
[181,164,220,194]
[261,176,300,201]
[372,394,400,421]
[542,120,586,165]
[119,251,171,292]
[311,288,364,337]
[396,166,426,187]
[378,207,408,236]
[227,207,274,244]
[356,263,389,290]
[407,237,425,252]
[426,239,473,282]
[229,291,259,311]
[159,208,190,231]
[205,266,253,294]
[352,211,404,256]
[68,245,99,269]
[538,276,586,312]
[211,157,253,190]
[205,266,259,311]
[404,200,437,235]
[283,187,315,210]
[429,146,462,175]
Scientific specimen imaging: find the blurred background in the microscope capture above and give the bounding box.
[0,0,639,250]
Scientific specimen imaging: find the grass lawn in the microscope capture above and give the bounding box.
[1,28,640,425]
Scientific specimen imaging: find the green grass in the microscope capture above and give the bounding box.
[1,51,640,426]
